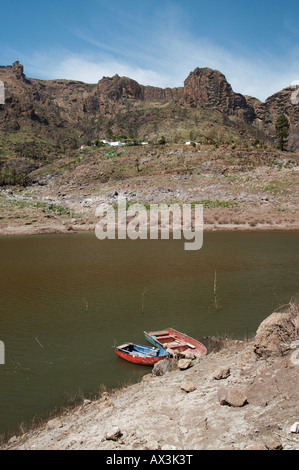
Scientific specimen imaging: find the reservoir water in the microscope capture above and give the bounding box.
[0,231,298,436]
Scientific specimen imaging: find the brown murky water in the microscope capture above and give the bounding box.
[0,231,298,435]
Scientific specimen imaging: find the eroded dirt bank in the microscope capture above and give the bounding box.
[1,146,298,237]
[3,300,299,451]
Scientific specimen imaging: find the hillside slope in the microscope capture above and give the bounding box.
[1,61,297,157]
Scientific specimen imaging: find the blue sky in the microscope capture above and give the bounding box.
[0,0,298,100]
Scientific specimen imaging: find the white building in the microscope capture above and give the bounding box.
[102,140,124,147]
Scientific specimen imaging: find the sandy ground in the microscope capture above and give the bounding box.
[2,335,299,451]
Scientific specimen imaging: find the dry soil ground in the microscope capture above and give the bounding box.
[0,146,298,236]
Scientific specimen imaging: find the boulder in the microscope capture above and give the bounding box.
[177,358,192,370]
[46,418,64,430]
[254,299,299,358]
[180,381,197,393]
[184,352,196,360]
[104,427,122,441]
[152,358,176,376]
[211,366,230,380]
[262,434,283,450]
[8,436,18,445]
[218,387,248,407]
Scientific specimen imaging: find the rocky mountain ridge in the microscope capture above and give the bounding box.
[0,61,298,151]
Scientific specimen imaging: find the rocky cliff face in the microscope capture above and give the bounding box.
[181,67,256,123]
[0,61,298,149]
[247,86,299,150]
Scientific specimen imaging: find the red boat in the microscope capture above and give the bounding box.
[144,328,207,358]
[114,342,168,365]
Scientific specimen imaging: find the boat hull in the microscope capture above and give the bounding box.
[144,328,207,358]
[114,343,167,365]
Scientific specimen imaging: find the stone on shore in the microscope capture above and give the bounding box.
[254,300,299,358]
[262,434,283,450]
[218,387,248,407]
[180,381,197,393]
[152,358,177,376]
[104,427,122,441]
[211,366,230,380]
[177,358,192,370]
[46,418,64,430]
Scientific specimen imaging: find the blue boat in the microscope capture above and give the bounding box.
[114,343,168,365]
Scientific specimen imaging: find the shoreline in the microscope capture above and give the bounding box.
[2,312,299,450]
[1,221,299,237]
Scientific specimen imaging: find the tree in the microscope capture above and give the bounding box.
[157,136,166,145]
[275,114,290,151]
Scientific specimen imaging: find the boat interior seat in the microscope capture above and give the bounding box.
[159,335,175,342]
[167,341,187,349]
[152,330,171,336]
[118,343,131,349]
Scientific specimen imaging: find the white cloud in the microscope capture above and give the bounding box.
[25,51,169,88]
[22,16,299,102]
[2,2,298,102]
[144,29,299,101]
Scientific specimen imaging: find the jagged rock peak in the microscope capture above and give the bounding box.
[183,67,235,100]
[12,61,24,79]
[181,66,255,122]
[186,66,226,79]
[97,74,143,100]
